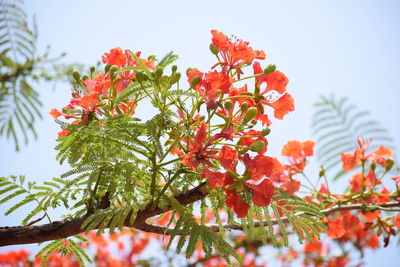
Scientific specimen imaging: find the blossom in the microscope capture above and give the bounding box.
[201,169,226,189]
[210,30,266,76]
[222,174,250,218]
[253,61,288,94]
[327,217,346,239]
[215,145,238,171]
[244,179,275,206]
[102,47,126,67]
[180,122,218,170]
[266,92,295,120]
[83,72,110,96]
[238,130,268,155]
[282,140,315,159]
[242,153,282,181]
[187,69,233,109]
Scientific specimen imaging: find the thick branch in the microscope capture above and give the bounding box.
[0,183,208,247]
[138,201,400,234]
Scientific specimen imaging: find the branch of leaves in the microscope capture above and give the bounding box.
[35,235,92,267]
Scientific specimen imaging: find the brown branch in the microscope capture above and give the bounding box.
[138,201,400,235]
[0,183,208,247]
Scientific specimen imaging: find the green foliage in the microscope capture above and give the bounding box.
[35,235,92,267]
[0,0,83,150]
[312,94,396,179]
[166,196,242,264]
[0,47,329,266]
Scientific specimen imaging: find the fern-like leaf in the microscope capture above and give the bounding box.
[312,94,396,179]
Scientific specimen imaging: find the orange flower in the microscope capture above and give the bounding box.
[303,237,324,254]
[266,93,295,120]
[282,140,315,159]
[201,169,226,189]
[341,150,361,171]
[238,130,268,155]
[253,61,288,94]
[242,153,283,181]
[180,122,218,170]
[211,29,230,51]
[224,188,249,218]
[215,145,238,171]
[327,217,346,239]
[102,47,126,67]
[244,179,275,206]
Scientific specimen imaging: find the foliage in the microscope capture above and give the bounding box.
[0,30,399,267]
[0,0,82,150]
[312,94,396,179]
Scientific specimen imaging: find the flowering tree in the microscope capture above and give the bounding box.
[0,30,399,266]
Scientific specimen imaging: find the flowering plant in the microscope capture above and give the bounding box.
[0,30,399,266]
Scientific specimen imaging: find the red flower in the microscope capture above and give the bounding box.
[211,29,230,51]
[215,145,238,171]
[244,179,275,206]
[242,153,283,181]
[188,69,232,109]
[102,47,126,67]
[327,217,346,239]
[83,72,110,96]
[266,93,295,120]
[238,130,268,155]
[224,188,249,218]
[282,140,315,159]
[253,61,288,94]
[201,169,226,189]
[210,30,266,76]
[181,122,218,170]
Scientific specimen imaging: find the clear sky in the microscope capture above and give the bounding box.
[1,0,400,266]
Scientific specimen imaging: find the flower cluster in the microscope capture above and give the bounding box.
[49,47,154,136]
[50,30,297,218]
[171,30,297,217]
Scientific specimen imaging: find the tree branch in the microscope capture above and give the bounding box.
[0,183,208,247]
[137,201,400,235]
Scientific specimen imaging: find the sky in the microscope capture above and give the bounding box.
[1,0,400,266]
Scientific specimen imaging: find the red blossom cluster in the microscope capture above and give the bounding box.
[49,47,154,136]
[169,30,298,218]
[34,29,400,267]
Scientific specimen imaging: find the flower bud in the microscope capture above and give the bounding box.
[240,102,248,112]
[109,65,119,79]
[72,70,81,83]
[263,64,276,74]
[224,100,233,111]
[82,74,89,81]
[209,43,220,55]
[161,75,169,83]
[155,67,163,79]
[250,140,265,152]
[319,167,326,178]
[104,64,111,73]
[136,71,145,82]
[90,65,95,74]
[170,72,181,84]
[109,65,118,74]
[386,159,394,171]
[171,65,177,73]
[190,76,201,88]
[243,107,258,123]
[370,163,376,172]
[261,128,271,136]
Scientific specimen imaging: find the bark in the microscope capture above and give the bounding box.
[0,183,208,246]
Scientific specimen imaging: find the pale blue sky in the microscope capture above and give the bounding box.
[1,0,399,266]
